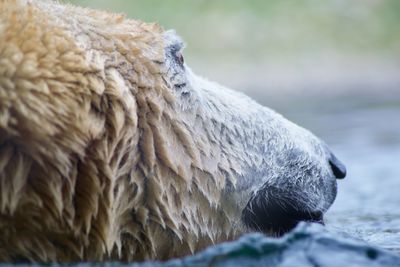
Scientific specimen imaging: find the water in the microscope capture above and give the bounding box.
[254,91,400,253]
[159,224,400,267]
[5,224,398,267]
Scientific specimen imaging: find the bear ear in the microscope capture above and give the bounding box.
[163,30,186,68]
[163,30,186,52]
[162,30,189,89]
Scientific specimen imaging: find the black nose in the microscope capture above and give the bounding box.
[329,153,346,179]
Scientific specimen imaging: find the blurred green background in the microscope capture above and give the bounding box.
[65,0,400,95]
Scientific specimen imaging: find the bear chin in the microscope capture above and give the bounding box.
[241,184,324,236]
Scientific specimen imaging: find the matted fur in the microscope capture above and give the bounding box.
[0,0,238,262]
[0,0,344,263]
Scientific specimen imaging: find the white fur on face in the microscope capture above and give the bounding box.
[162,30,338,230]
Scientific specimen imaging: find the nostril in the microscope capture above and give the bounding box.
[329,153,347,179]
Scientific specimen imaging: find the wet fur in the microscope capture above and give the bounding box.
[0,0,240,262]
[0,0,338,263]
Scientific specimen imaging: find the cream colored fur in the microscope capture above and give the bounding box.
[0,0,240,262]
[0,0,340,263]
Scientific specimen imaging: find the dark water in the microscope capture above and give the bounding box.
[257,91,400,253]
[4,224,398,267]
[149,224,400,267]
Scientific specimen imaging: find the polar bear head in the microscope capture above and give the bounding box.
[0,1,346,261]
[162,30,346,237]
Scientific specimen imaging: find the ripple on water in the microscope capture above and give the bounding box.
[4,223,396,267]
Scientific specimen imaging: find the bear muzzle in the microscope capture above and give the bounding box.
[240,147,346,237]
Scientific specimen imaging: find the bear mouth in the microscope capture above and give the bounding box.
[241,185,324,237]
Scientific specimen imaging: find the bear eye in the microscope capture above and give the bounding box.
[175,51,184,66]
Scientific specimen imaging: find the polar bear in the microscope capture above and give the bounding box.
[0,0,346,263]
